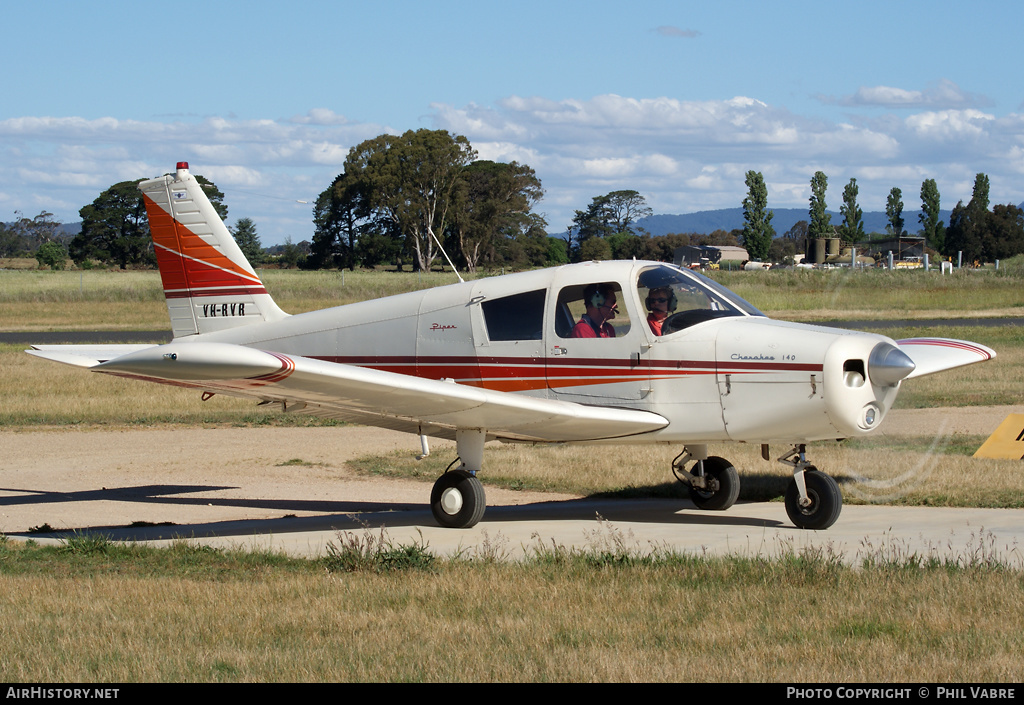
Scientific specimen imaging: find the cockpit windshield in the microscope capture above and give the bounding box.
[637,264,764,336]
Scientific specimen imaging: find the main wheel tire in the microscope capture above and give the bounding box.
[785,470,842,530]
[430,469,486,528]
[688,456,740,511]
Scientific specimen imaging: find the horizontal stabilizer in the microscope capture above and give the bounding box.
[896,337,995,379]
[27,344,157,369]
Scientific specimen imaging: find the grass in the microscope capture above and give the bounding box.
[0,267,469,331]
[4,260,1024,331]
[0,533,1021,682]
[715,264,1024,320]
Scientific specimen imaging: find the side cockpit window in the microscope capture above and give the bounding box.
[481,289,545,341]
[637,265,759,335]
[555,282,631,339]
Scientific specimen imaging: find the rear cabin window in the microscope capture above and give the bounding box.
[481,289,546,341]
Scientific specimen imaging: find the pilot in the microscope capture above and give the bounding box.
[645,286,675,336]
[570,283,618,338]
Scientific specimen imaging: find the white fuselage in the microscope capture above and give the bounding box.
[191,260,901,445]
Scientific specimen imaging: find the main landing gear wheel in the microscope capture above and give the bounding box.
[688,456,740,511]
[430,469,486,528]
[785,469,842,530]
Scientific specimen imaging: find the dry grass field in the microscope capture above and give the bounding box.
[2,261,1023,683]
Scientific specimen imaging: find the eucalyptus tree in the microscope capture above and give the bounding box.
[449,160,544,272]
[310,171,372,270]
[569,190,652,261]
[345,129,477,271]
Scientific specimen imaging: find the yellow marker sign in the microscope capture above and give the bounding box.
[973,414,1024,459]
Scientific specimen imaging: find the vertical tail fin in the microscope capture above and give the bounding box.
[138,162,287,338]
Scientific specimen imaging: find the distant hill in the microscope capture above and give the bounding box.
[636,208,955,238]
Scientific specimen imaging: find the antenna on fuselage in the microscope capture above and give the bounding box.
[427,225,464,284]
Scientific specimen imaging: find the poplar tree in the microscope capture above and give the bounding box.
[741,170,774,260]
[886,187,905,238]
[919,178,944,252]
[839,178,864,243]
[808,171,831,240]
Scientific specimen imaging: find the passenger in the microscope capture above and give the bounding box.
[645,286,675,336]
[570,283,618,338]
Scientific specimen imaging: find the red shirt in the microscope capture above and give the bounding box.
[571,316,615,338]
[647,311,668,336]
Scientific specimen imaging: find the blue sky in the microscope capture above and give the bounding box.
[3,0,1023,245]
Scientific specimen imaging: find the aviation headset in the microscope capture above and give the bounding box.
[645,286,678,312]
[584,283,616,310]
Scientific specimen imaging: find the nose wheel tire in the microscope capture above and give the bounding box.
[688,456,740,511]
[785,469,842,530]
[430,469,486,528]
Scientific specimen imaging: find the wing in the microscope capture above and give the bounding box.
[896,337,995,379]
[84,342,667,443]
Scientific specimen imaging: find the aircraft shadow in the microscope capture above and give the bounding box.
[3,480,787,543]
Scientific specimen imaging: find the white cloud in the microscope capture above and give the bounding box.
[3,89,1024,244]
[905,109,994,141]
[829,79,991,110]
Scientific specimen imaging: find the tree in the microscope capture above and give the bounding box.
[275,236,308,269]
[569,190,652,261]
[449,160,544,272]
[0,221,26,257]
[230,217,264,266]
[578,235,611,261]
[35,240,67,269]
[885,187,905,238]
[70,172,225,269]
[944,173,992,261]
[309,171,373,270]
[741,170,775,260]
[783,220,809,242]
[70,180,151,269]
[546,237,569,265]
[344,129,477,271]
[919,178,944,252]
[11,210,62,251]
[838,178,864,243]
[969,172,991,214]
[986,204,1024,260]
[602,190,653,235]
[808,171,832,240]
[768,237,797,265]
